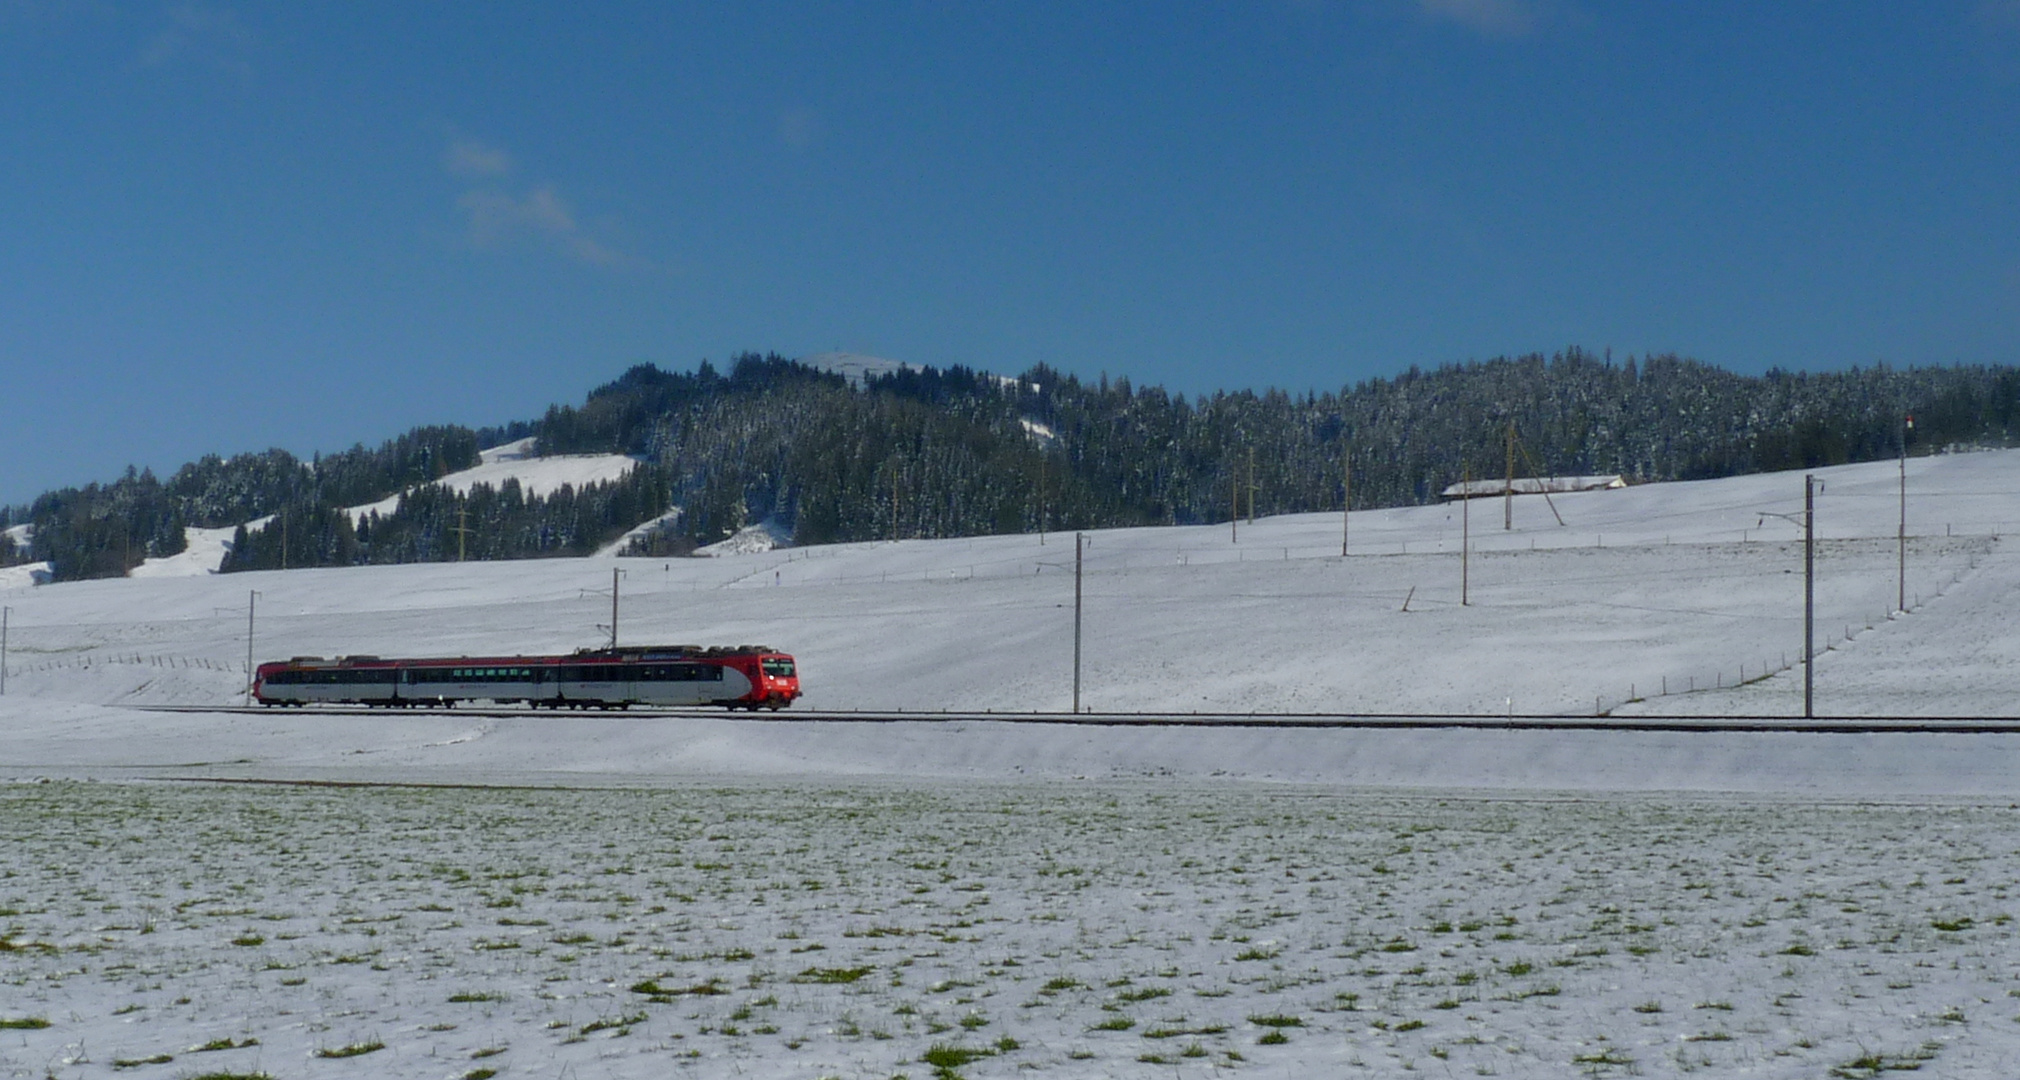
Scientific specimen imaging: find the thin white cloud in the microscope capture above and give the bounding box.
[443,134,635,268]
[455,185,632,268]
[1416,0,1538,37]
[443,137,514,177]
[138,2,254,77]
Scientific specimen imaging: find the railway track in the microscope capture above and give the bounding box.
[134,704,2020,734]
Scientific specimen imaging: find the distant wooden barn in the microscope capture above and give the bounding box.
[1440,475,1627,500]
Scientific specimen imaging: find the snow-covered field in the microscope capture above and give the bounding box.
[6,781,2020,1079]
[8,451,2020,1077]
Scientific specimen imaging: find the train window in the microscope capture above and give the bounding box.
[643,664,699,681]
[762,659,795,677]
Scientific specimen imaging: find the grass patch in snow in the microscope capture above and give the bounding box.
[313,1039,384,1058]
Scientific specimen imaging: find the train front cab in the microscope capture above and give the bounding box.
[726,652,799,710]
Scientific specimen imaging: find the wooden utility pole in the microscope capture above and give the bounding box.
[891,467,901,542]
[280,512,288,571]
[1461,462,1471,606]
[1341,442,1351,557]
[245,590,258,705]
[1038,453,1047,546]
[1504,420,1516,531]
[1,606,9,697]
[1247,447,1257,524]
[1899,414,1912,612]
[1072,532,1084,713]
[1230,466,1239,543]
[1809,478,1826,722]
[454,504,471,562]
[1513,437,1568,527]
[610,566,621,649]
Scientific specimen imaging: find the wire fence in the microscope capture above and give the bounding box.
[4,653,243,676]
[1591,542,1988,715]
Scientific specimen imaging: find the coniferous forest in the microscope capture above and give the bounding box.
[5,349,2019,583]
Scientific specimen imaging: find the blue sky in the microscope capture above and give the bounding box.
[5,1,2019,505]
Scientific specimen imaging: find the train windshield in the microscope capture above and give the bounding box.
[761,658,796,678]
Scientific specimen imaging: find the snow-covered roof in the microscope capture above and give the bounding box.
[800,351,919,387]
[1442,475,1626,499]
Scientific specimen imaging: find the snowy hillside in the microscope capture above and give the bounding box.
[115,437,641,578]
[6,449,2013,718]
[339,436,638,524]
[0,522,48,587]
[3,449,2019,793]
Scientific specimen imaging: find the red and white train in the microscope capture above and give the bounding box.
[253,645,800,711]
